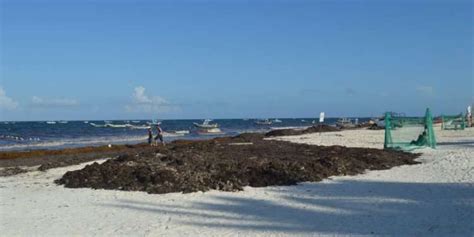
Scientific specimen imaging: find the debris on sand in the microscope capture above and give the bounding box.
[0,167,28,177]
[265,125,340,137]
[56,133,419,194]
[368,123,384,130]
[0,144,153,174]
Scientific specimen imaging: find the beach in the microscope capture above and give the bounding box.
[0,127,473,236]
[2,0,471,236]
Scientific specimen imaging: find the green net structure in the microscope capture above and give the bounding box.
[384,108,436,151]
[441,114,466,130]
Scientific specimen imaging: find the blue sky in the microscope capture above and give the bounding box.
[1,0,472,121]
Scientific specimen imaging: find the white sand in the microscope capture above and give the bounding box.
[1,127,473,236]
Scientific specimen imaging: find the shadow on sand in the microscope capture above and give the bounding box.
[101,180,474,236]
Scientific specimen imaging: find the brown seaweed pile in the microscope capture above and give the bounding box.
[56,134,419,194]
[265,125,340,137]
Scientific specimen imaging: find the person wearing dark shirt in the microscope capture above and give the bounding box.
[147,127,153,145]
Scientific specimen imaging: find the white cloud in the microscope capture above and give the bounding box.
[0,87,18,110]
[31,96,79,107]
[126,86,178,114]
[416,86,434,96]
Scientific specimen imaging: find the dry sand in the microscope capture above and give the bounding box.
[1,127,473,236]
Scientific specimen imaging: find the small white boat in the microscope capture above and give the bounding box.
[273,119,282,123]
[59,120,68,124]
[46,121,56,124]
[163,130,190,137]
[196,127,224,135]
[84,121,89,124]
[270,126,308,130]
[193,119,219,129]
[105,123,133,128]
[336,118,356,128]
[147,120,162,126]
[255,119,273,125]
[89,122,132,128]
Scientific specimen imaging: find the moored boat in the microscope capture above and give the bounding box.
[193,119,219,129]
[336,118,356,128]
[196,127,224,135]
[255,119,272,125]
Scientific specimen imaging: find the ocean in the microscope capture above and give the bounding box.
[0,118,370,151]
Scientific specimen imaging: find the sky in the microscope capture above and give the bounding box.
[0,0,472,121]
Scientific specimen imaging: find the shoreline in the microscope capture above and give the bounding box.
[0,119,373,152]
[0,125,356,173]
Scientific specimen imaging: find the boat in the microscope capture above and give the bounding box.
[372,112,406,128]
[84,121,89,124]
[273,119,282,123]
[90,122,133,128]
[147,119,162,126]
[163,130,190,136]
[59,120,68,124]
[46,121,56,124]
[193,119,219,129]
[255,119,273,125]
[336,118,356,128]
[196,127,224,135]
[105,123,133,128]
[147,122,160,125]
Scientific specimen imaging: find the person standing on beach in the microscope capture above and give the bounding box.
[147,127,153,145]
[155,124,165,146]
